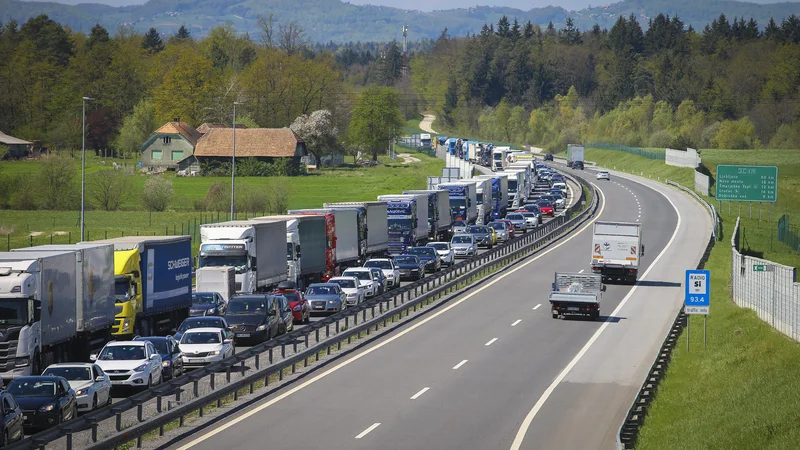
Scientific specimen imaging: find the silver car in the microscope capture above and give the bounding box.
[451,220,468,235]
[519,212,539,229]
[487,221,510,241]
[450,234,478,258]
[505,212,528,233]
[427,242,455,266]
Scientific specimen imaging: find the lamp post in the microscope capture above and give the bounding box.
[81,96,95,242]
[231,101,243,220]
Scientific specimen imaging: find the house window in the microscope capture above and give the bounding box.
[162,136,172,144]
[151,150,163,160]
[172,150,184,161]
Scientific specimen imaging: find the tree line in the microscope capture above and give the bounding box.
[411,14,800,151]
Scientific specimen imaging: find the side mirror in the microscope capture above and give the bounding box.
[95,376,105,382]
[173,345,181,354]
[150,354,159,360]
[641,245,645,256]
[602,285,607,292]
[269,310,277,316]
[89,354,97,362]
[224,339,232,344]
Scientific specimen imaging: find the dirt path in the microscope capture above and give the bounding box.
[398,153,421,164]
[419,114,437,134]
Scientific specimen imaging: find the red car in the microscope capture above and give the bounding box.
[536,200,555,216]
[273,282,310,324]
[496,219,516,238]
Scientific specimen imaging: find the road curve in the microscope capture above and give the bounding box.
[163,166,710,450]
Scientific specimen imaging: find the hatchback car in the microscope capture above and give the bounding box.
[189,292,227,317]
[41,363,112,412]
[174,316,230,342]
[504,213,528,233]
[451,220,468,235]
[326,277,362,307]
[405,246,441,273]
[487,221,511,242]
[91,341,163,390]
[597,170,611,180]
[7,376,77,433]
[518,211,540,229]
[180,328,235,370]
[275,294,294,334]
[393,255,426,280]
[551,182,568,196]
[496,219,516,238]
[519,204,543,224]
[544,153,554,161]
[427,242,455,266]
[536,200,555,216]
[305,283,347,313]
[273,290,309,324]
[342,268,378,298]
[224,295,282,343]
[450,234,478,258]
[467,225,496,248]
[133,336,184,380]
[0,390,24,445]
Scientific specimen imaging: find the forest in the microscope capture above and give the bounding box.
[411,14,800,151]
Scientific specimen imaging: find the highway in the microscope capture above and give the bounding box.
[163,166,712,450]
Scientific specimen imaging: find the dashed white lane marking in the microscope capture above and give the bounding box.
[485,338,498,346]
[533,304,541,310]
[578,269,584,273]
[355,423,381,439]
[511,319,522,327]
[453,360,468,370]
[410,387,430,400]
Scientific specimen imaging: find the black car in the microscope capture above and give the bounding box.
[134,336,184,380]
[466,225,494,249]
[544,154,554,161]
[573,161,584,170]
[174,316,230,342]
[393,255,425,281]
[190,292,227,317]
[7,376,77,433]
[224,295,282,343]
[520,204,544,224]
[0,390,24,445]
[405,247,441,273]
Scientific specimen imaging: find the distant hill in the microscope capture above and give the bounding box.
[2,0,799,42]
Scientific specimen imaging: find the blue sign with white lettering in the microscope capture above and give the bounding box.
[685,269,710,314]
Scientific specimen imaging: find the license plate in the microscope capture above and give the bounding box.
[237,333,251,338]
[111,380,127,385]
[23,415,28,421]
[313,305,323,309]
[567,307,579,311]
[188,358,205,363]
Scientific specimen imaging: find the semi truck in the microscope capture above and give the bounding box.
[88,236,193,338]
[492,147,511,172]
[549,272,604,320]
[475,174,509,221]
[289,208,361,273]
[402,190,452,241]
[195,266,235,303]
[508,162,534,196]
[199,220,288,295]
[437,181,478,225]
[323,201,389,258]
[470,178,492,225]
[420,133,432,148]
[590,221,644,284]
[378,194,430,255]
[567,144,585,168]
[252,215,328,290]
[497,170,526,209]
[0,246,116,379]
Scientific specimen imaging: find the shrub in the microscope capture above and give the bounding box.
[648,129,675,148]
[712,117,761,149]
[768,123,800,149]
[141,177,173,212]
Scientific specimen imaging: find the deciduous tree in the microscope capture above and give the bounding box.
[347,86,403,161]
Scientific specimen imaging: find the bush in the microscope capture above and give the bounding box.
[88,169,134,211]
[671,132,697,151]
[700,122,722,148]
[711,117,761,149]
[197,182,230,212]
[36,154,79,210]
[9,176,38,210]
[141,177,173,212]
[768,123,800,149]
[238,184,269,214]
[648,129,675,148]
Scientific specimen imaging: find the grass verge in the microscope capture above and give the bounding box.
[577,146,800,448]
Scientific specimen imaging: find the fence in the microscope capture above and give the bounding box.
[665,147,701,168]
[694,170,711,196]
[585,142,666,160]
[731,217,800,341]
[777,215,800,252]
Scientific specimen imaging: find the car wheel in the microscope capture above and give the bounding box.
[72,404,77,420]
[106,392,113,406]
[147,375,152,389]
[304,310,311,324]
[2,431,7,447]
[552,313,559,319]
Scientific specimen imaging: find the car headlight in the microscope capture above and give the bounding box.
[207,308,216,314]
[133,363,148,372]
[328,299,338,304]
[162,360,171,367]
[386,274,394,278]
[208,350,220,356]
[122,318,131,329]
[347,293,356,298]
[39,403,56,412]
[292,305,302,311]
[14,356,29,367]
[256,324,267,331]
[75,388,89,396]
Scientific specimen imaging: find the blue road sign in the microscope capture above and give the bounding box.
[685,269,710,315]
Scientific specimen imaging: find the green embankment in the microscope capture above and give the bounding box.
[581,146,800,448]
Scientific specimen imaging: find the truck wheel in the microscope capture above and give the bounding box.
[552,313,558,319]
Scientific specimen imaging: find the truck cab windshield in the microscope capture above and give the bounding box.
[114,278,131,302]
[0,301,30,327]
[450,198,466,209]
[388,218,413,230]
[476,193,483,203]
[508,181,518,192]
[198,255,248,274]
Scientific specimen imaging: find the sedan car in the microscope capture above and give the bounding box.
[0,390,24,445]
[41,363,111,412]
[451,220,468,235]
[496,219,516,238]
[305,283,347,314]
[224,295,282,343]
[174,316,230,342]
[134,336,184,380]
[427,242,455,266]
[518,211,540,229]
[551,182,568,197]
[363,258,400,289]
[536,200,555,217]
[342,268,378,298]
[548,191,567,208]
[467,225,496,248]
[405,246,441,273]
[597,170,611,180]
[450,234,478,258]
[275,294,294,334]
[7,376,77,433]
[504,212,528,233]
[92,341,163,390]
[179,328,235,370]
[273,290,309,324]
[487,221,511,242]
[393,255,425,280]
[327,277,363,307]
[189,292,227,317]
[519,204,543,224]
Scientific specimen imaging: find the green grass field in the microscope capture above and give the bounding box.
[0,150,444,254]
[578,146,800,449]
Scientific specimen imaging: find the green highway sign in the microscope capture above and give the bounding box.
[716,165,778,202]
[753,264,773,272]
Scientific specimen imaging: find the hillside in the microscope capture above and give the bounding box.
[3,0,799,42]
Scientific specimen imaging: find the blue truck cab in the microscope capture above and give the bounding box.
[382,199,418,255]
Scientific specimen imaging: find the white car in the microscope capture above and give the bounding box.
[42,363,112,412]
[427,242,455,265]
[552,182,568,196]
[519,212,539,229]
[363,258,400,289]
[597,171,610,180]
[180,328,235,369]
[328,276,364,305]
[341,268,377,298]
[92,341,163,390]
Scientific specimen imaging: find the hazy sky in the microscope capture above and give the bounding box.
[346,0,782,12]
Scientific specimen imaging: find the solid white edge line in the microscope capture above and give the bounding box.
[485,338,498,346]
[509,171,684,450]
[453,360,468,370]
[533,304,541,310]
[175,182,608,450]
[355,423,381,439]
[511,319,522,327]
[410,387,430,400]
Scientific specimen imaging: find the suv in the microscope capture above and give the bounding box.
[363,258,400,289]
[572,161,584,170]
[544,153,554,161]
[341,268,379,298]
[405,246,442,273]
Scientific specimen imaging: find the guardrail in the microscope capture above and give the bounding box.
[616,180,717,449]
[666,180,720,241]
[10,171,595,450]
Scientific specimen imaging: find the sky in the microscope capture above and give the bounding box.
[345,0,783,12]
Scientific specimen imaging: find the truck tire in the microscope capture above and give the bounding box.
[552,313,558,319]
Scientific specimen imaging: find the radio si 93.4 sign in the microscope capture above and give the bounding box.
[685,269,710,315]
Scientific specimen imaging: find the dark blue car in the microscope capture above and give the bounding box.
[393,255,425,281]
[405,247,441,273]
[7,376,77,433]
[134,336,184,380]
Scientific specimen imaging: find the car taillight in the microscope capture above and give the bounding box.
[628,269,636,273]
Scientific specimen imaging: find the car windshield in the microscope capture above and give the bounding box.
[182,332,221,345]
[537,201,552,207]
[428,243,448,250]
[488,223,504,230]
[343,271,371,281]
[137,338,169,354]
[227,299,267,314]
[506,214,523,220]
[42,367,91,381]
[98,345,145,361]
[394,256,419,264]
[8,380,57,397]
[453,220,466,228]
[467,226,487,233]
[192,293,215,305]
[330,279,356,289]
[307,286,336,295]
[179,318,223,331]
[364,260,392,270]
[407,248,435,256]
[521,213,535,218]
[280,292,299,303]
[451,236,472,244]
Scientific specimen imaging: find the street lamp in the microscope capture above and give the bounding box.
[231,101,243,220]
[81,96,95,242]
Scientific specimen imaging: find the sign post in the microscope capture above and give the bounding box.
[685,269,710,351]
